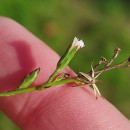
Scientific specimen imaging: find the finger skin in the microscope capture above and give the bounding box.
[0,17,130,130]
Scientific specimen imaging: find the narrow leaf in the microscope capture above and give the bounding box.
[53,73,69,82]
[18,68,40,89]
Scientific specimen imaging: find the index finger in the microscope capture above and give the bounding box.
[0,17,130,130]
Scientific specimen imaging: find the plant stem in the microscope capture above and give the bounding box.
[0,87,37,96]
[0,77,78,96]
[38,77,77,89]
[94,58,129,74]
[105,48,121,67]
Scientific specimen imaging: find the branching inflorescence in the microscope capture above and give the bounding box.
[0,37,130,98]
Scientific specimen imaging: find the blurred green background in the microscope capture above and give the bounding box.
[0,0,130,129]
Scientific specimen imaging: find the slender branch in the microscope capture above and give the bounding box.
[94,57,130,74]
[0,77,78,96]
[88,56,107,75]
[105,48,121,67]
[0,87,37,96]
[38,77,78,90]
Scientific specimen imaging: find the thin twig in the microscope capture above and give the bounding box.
[105,48,121,67]
[94,56,130,74]
[88,56,107,74]
[0,77,78,96]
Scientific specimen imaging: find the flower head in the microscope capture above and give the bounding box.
[72,37,85,50]
[48,37,85,82]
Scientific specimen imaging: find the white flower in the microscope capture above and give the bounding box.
[72,37,85,49]
[50,37,85,82]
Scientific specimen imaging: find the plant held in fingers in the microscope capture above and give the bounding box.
[0,37,130,98]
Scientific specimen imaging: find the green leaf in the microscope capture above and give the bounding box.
[53,73,69,82]
[18,68,40,89]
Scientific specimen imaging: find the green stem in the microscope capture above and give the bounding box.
[39,77,77,89]
[0,87,37,96]
[0,77,78,96]
[47,68,60,83]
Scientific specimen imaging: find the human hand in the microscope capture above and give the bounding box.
[0,17,130,130]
